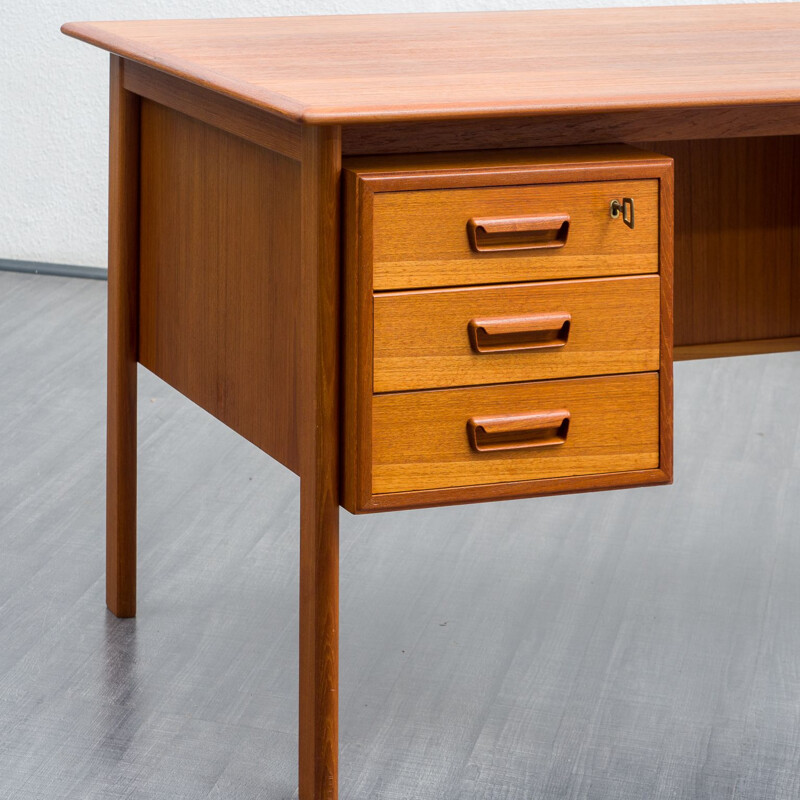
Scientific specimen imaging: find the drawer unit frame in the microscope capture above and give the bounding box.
[343,145,674,513]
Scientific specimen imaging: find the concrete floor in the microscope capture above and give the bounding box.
[1,269,800,799]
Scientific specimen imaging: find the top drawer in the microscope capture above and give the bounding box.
[371,179,660,290]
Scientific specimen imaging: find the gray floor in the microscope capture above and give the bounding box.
[1,269,800,800]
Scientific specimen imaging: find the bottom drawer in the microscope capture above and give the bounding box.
[372,373,660,495]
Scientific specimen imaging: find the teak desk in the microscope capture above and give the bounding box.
[63,5,800,797]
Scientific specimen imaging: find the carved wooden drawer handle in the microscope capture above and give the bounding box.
[467,410,571,452]
[468,312,571,353]
[467,214,570,252]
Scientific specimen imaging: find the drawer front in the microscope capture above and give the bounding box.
[372,179,659,290]
[372,373,660,494]
[374,275,660,392]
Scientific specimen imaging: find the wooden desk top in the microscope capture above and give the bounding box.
[63,4,800,124]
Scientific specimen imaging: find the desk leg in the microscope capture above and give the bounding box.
[298,125,341,800]
[106,55,140,619]
[299,479,339,800]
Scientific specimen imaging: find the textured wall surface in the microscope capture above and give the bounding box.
[1,0,775,268]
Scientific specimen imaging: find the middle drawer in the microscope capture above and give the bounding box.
[374,275,660,392]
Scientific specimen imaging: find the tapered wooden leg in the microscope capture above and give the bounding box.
[106,55,140,619]
[299,480,339,800]
[298,125,342,800]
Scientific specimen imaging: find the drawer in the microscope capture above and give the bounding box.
[374,275,661,392]
[371,179,660,289]
[371,373,660,494]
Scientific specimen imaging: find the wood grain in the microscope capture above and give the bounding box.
[138,99,302,473]
[344,144,671,186]
[373,276,661,392]
[370,180,659,290]
[342,169,375,516]
[658,163,675,487]
[62,5,800,124]
[372,373,660,494]
[123,60,301,160]
[642,136,800,347]
[341,104,800,156]
[675,337,800,360]
[106,55,140,619]
[297,125,342,800]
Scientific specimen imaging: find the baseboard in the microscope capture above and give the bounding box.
[0,258,107,281]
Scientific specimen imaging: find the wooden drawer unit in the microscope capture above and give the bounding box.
[343,145,674,512]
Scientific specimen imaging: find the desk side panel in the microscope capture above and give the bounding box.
[138,99,302,473]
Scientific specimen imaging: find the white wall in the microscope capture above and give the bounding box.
[1,0,770,268]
